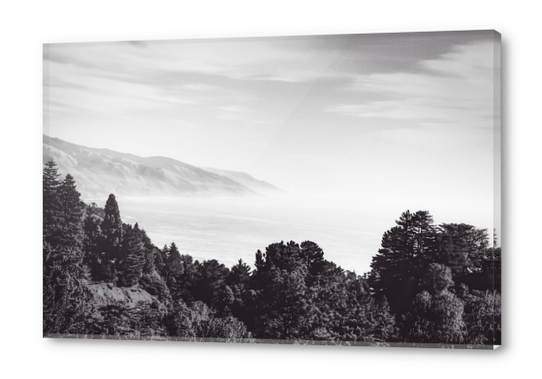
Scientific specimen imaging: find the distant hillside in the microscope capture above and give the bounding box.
[43,135,281,199]
[204,167,286,196]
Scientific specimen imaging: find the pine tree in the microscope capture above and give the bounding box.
[118,223,145,287]
[56,174,85,256]
[193,259,230,309]
[101,194,123,253]
[228,259,251,287]
[369,210,439,315]
[43,164,91,335]
[43,164,85,266]
[82,203,103,280]
[163,242,188,301]
[99,194,123,281]
[226,259,252,323]
[59,175,82,220]
[251,241,309,339]
[164,242,182,282]
[139,228,156,275]
[300,241,325,283]
[43,160,62,244]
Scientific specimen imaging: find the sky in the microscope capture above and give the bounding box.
[43,30,500,236]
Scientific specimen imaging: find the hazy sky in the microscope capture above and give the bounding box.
[44,31,500,234]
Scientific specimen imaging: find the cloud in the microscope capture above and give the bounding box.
[43,37,373,129]
[327,41,497,133]
[43,47,99,69]
[241,74,304,83]
[214,104,253,121]
[182,83,218,91]
[45,34,498,155]
[44,77,88,90]
[216,105,251,113]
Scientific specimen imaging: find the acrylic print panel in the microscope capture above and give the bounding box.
[43,30,501,349]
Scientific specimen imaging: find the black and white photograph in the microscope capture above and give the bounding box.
[42,30,501,348]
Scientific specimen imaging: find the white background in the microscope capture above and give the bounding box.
[0,1,537,378]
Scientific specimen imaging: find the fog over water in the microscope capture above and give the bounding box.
[114,195,380,274]
[94,194,497,275]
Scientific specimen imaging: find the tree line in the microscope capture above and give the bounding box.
[43,160,500,346]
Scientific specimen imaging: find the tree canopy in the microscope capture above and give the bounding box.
[43,162,500,347]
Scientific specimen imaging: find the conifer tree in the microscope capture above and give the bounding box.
[59,175,82,221]
[43,165,85,265]
[300,241,325,283]
[82,203,103,279]
[159,244,170,279]
[228,259,251,287]
[43,160,62,243]
[193,259,230,309]
[369,210,439,315]
[118,223,145,287]
[99,194,123,281]
[251,242,309,339]
[57,174,85,255]
[164,242,182,282]
[43,162,91,335]
[101,194,123,253]
[163,243,188,301]
[139,228,156,275]
[225,259,252,322]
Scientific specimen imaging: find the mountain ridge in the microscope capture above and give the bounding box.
[204,167,286,196]
[43,135,282,199]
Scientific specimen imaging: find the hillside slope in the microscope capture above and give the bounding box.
[43,135,272,199]
[204,167,286,196]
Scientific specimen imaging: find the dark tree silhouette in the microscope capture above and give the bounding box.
[43,161,90,335]
[118,223,146,287]
[42,169,499,346]
[369,210,439,315]
[99,194,124,281]
[43,160,61,244]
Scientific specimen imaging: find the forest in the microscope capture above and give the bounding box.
[43,159,501,347]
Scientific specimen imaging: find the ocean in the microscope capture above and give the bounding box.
[110,195,390,275]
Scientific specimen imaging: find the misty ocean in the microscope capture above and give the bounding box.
[110,196,392,275]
